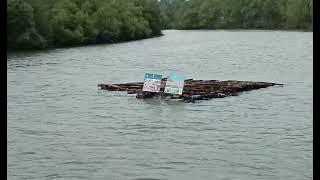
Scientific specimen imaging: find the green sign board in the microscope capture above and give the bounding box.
[142,73,162,92]
[164,75,186,95]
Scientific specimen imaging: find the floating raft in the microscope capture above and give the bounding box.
[98,79,282,102]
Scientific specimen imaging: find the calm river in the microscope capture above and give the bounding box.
[8,30,313,180]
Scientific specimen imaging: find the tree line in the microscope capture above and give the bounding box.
[7,0,162,49]
[7,0,313,50]
[160,0,313,30]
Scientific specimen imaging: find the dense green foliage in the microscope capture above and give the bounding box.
[7,0,312,49]
[160,0,313,30]
[7,0,162,49]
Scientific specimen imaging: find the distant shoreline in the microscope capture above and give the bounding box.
[163,28,313,32]
[7,34,164,52]
[7,28,312,52]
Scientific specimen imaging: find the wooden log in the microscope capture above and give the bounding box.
[98,79,282,101]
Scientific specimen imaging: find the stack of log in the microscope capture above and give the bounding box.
[98,78,282,102]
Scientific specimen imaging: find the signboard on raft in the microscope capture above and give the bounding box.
[142,73,162,92]
[164,75,186,95]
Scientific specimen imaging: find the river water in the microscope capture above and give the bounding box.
[8,30,313,180]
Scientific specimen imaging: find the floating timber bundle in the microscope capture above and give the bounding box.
[98,79,282,102]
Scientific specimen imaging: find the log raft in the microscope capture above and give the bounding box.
[98,79,282,102]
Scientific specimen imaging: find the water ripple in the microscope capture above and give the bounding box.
[7,30,312,180]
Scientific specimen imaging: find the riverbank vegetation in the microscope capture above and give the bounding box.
[7,0,312,50]
[160,0,313,30]
[7,0,162,49]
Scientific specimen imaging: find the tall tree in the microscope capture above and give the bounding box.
[7,0,46,49]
